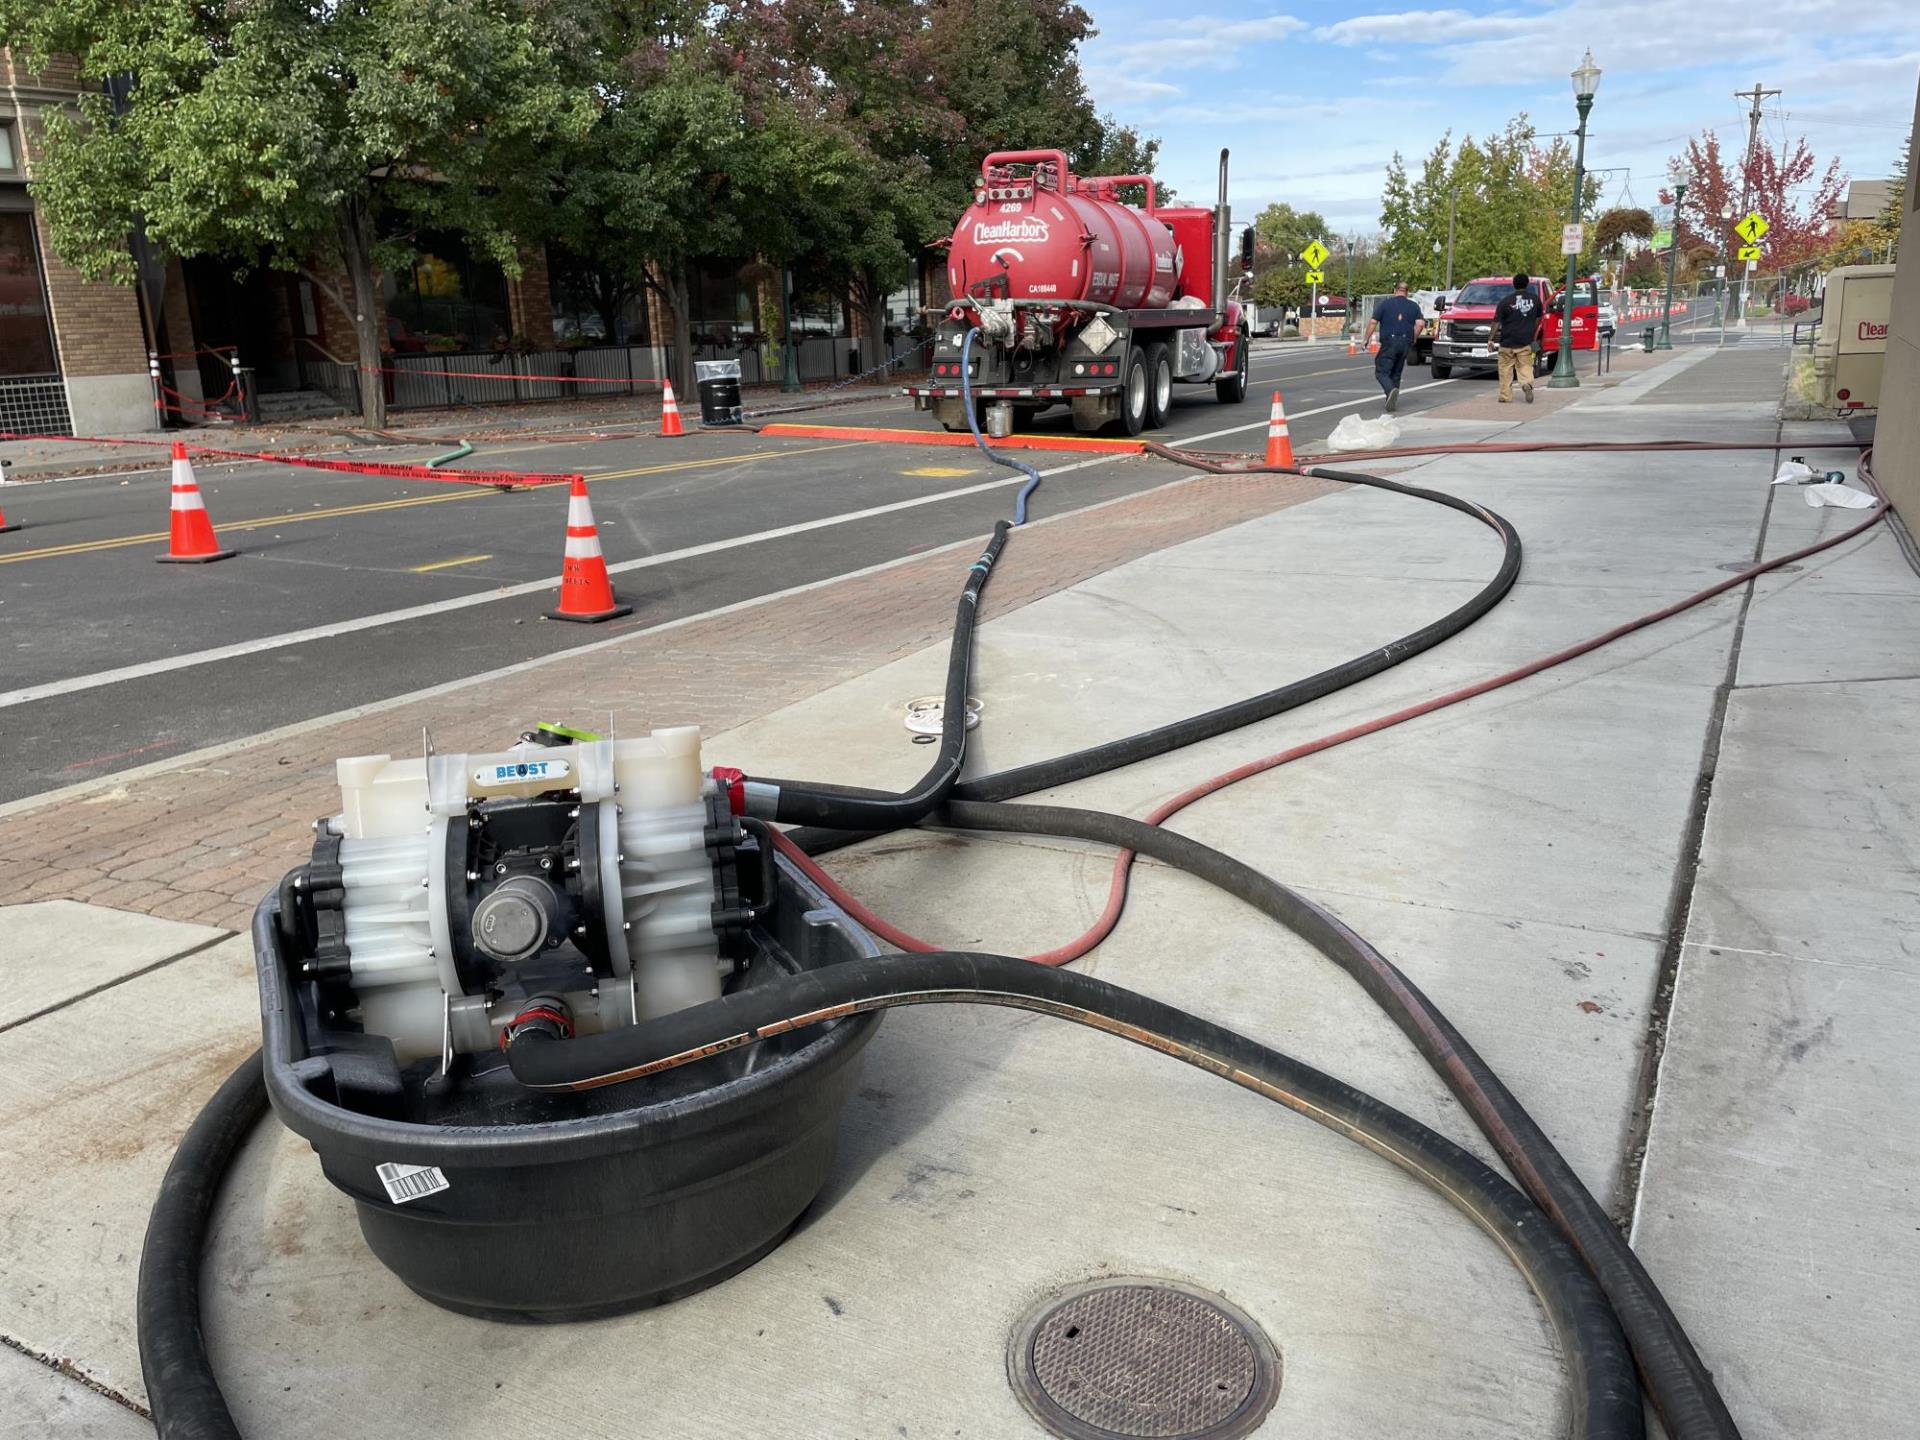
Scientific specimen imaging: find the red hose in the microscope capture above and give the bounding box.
[774,480,1889,965]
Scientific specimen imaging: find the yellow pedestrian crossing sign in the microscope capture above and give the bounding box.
[1737,245,1762,262]
[1301,240,1330,269]
[1304,269,1325,284]
[1735,212,1768,244]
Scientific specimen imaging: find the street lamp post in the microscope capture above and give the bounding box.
[1344,238,1354,332]
[1444,186,1458,291]
[1432,238,1442,289]
[1656,164,1685,350]
[1550,49,1601,389]
[779,267,803,393]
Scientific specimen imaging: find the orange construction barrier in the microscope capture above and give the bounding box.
[1264,392,1296,468]
[659,380,686,438]
[547,474,632,623]
[157,442,235,563]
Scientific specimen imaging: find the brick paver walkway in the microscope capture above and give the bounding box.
[0,467,1337,932]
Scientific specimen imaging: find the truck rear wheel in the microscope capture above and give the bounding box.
[1144,342,1173,428]
[1117,345,1149,436]
[1215,328,1250,403]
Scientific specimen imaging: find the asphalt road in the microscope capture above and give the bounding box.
[0,341,1477,801]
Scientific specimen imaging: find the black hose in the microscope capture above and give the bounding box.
[137,1050,266,1440]
[953,466,1520,802]
[785,464,1520,857]
[934,798,1741,1440]
[747,521,1010,829]
[506,949,1642,1440]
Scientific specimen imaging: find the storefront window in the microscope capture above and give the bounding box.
[0,210,59,376]
[380,232,512,352]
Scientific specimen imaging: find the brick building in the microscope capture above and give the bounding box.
[2,51,153,434]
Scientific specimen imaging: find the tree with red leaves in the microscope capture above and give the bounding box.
[1669,129,1844,273]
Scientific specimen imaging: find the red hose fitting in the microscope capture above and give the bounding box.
[710,766,747,816]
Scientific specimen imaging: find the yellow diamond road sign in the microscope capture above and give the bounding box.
[1735,212,1769,244]
[1301,240,1330,269]
[1304,268,1325,284]
[1737,245,1762,262]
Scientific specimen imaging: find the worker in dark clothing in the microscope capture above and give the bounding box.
[1363,281,1424,413]
[1493,273,1546,403]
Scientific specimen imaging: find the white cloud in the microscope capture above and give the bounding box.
[1318,9,1534,45]
[1086,12,1308,76]
[1083,70,1186,106]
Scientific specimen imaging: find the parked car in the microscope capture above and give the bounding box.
[1430,276,1554,379]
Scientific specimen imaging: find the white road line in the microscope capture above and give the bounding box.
[1,378,1452,711]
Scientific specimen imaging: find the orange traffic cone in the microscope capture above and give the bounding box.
[547,474,632,623]
[659,380,686,438]
[1263,392,1296,468]
[0,504,17,535]
[158,443,235,563]
[1346,334,1357,356]
[1367,335,1380,355]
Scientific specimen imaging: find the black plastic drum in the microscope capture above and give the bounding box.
[255,856,881,1322]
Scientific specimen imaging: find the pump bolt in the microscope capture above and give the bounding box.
[469,817,482,830]
[568,807,580,819]
[494,862,509,876]
[539,857,552,871]
[466,870,480,882]
[566,857,581,871]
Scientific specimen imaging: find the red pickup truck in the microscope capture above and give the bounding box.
[1431,276,1556,379]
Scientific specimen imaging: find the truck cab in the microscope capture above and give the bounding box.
[1431,276,1553,379]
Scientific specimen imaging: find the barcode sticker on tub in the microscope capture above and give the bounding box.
[376,1162,449,1205]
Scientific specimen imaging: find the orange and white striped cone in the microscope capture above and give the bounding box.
[1367,335,1380,355]
[1346,334,1357,356]
[547,474,632,623]
[1263,392,1296,468]
[157,443,235,563]
[659,380,686,438]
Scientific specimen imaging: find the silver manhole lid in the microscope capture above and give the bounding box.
[1009,1279,1281,1439]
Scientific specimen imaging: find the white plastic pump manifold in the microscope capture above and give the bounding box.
[329,726,724,1063]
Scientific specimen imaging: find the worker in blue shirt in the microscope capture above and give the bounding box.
[1363,281,1426,413]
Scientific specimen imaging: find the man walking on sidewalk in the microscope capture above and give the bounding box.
[1494,273,1545,403]
[1364,281,1424,413]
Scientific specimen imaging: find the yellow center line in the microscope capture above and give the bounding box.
[410,553,493,573]
[0,441,860,567]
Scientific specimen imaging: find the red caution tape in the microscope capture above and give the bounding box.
[0,430,573,488]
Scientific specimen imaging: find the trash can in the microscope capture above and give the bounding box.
[1642,325,1656,353]
[694,359,743,426]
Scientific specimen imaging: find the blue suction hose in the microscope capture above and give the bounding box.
[959,327,1044,525]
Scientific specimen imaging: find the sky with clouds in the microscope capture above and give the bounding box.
[1080,2,1919,238]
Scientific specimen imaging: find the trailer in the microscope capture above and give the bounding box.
[905,148,1251,436]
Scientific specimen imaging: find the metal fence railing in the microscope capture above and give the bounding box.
[293,333,930,414]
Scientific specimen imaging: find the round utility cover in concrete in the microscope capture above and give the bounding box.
[1009,1278,1280,1439]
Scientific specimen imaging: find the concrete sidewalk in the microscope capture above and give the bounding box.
[2,343,1914,1438]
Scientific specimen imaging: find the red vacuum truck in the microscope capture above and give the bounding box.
[906,147,1251,436]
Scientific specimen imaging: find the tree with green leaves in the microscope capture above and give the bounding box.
[1378,116,1592,284]
[1,0,593,427]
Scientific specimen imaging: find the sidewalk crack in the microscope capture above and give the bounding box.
[0,1333,152,1420]
[0,930,235,1037]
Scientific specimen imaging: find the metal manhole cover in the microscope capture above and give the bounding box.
[1009,1279,1281,1440]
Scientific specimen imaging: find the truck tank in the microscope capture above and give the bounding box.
[945,148,1179,311]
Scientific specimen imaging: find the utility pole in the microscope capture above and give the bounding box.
[1732,82,1780,328]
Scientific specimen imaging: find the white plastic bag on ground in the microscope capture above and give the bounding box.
[1803,482,1876,509]
[1325,413,1401,452]
[1771,459,1816,485]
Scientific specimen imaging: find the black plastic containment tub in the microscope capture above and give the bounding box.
[254,854,882,1322]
